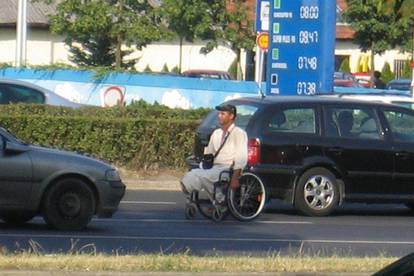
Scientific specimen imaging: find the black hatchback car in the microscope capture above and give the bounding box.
[191,96,414,216]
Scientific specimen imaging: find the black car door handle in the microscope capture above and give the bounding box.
[395,152,410,159]
[327,147,343,155]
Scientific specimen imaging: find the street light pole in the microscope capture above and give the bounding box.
[16,0,27,67]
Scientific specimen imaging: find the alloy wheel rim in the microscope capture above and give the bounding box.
[303,175,334,210]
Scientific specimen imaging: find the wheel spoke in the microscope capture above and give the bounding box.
[307,178,319,188]
[321,178,331,189]
[324,186,334,197]
[304,189,316,197]
[228,174,266,220]
[309,198,320,208]
[319,196,328,207]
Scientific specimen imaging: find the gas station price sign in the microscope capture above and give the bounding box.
[266,0,336,95]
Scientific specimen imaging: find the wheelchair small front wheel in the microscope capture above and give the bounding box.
[212,209,224,222]
[185,203,197,219]
[228,172,266,221]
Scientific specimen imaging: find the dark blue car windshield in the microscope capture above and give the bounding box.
[0,127,28,145]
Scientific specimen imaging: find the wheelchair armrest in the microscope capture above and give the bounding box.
[218,169,233,182]
[185,155,201,170]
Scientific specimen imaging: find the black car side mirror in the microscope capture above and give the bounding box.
[4,141,29,154]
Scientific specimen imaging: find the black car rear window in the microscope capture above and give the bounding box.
[200,104,258,130]
[263,108,316,134]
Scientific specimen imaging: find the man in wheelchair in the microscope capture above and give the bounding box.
[181,104,248,220]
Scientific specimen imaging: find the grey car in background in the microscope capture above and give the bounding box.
[387,78,412,92]
[0,127,125,230]
[0,79,82,108]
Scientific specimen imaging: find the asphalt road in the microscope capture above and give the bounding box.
[1,189,414,257]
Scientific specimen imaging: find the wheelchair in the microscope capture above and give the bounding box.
[184,168,267,222]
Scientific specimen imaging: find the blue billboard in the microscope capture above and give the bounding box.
[266,0,336,95]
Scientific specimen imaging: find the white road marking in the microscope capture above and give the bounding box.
[30,217,311,225]
[120,201,176,205]
[0,233,414,246]
[93,218,313,224]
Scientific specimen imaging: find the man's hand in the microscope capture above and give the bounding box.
[230,169,242,191]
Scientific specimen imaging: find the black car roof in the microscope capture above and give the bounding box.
[226,95,398,108]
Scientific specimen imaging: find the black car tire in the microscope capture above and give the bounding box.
[404,203,414,211]
[294,167,339,216]
[0,211,35,225]
[42,178,95,230]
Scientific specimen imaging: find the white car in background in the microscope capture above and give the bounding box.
[0,79,82,108]
[325,92,414,110]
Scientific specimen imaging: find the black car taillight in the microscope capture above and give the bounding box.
[248,138,260,166]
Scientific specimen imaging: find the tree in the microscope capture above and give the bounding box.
[49,0,166,69]
[161,0,221,73]
[220,0,255,80]
[161,0,254,79]
[198,0,255,80]
[343,0,414,85]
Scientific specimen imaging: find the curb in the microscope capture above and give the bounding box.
[123,179,180,191]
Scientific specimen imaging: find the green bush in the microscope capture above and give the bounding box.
[0,102,211,121]
[339,58,351,73]
[381,62,395,84]
[0,114,199,170]
[161,63,169,73]
[401,59,412,79]
[171,66,180,74]
[143,65,152,72]
[228,58,238,80]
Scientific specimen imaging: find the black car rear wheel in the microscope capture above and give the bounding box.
[294,167,339,216]
[405,203,414,211]
[42,178,95,230]
[0,211,35,225]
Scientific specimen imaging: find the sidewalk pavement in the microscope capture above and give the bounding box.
[119,169,181,191]
[0,271,373,276]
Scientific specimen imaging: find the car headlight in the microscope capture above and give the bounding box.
[105,169,121,181]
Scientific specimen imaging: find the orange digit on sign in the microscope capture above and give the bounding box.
[256,32,269,50]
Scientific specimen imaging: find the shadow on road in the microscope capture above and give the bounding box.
[264,199,414,217]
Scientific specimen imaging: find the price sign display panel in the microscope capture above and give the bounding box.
[266,0,336,95]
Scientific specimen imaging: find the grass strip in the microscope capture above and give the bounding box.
[0,253,397,273]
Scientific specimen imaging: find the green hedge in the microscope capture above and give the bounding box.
[0,101,210,120]
[0,115,199,170]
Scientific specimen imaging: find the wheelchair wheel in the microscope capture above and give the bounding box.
[185,203,197,220]
[196,197,214,219]
[212,209,225,222]
[228,172,266,221]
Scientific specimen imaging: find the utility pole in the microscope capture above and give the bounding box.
[16,0,27,67]
[411,29,414,97]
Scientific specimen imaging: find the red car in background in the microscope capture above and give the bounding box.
[182,70,232,80]
[352,72,374,88]
[334,71,362,88]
